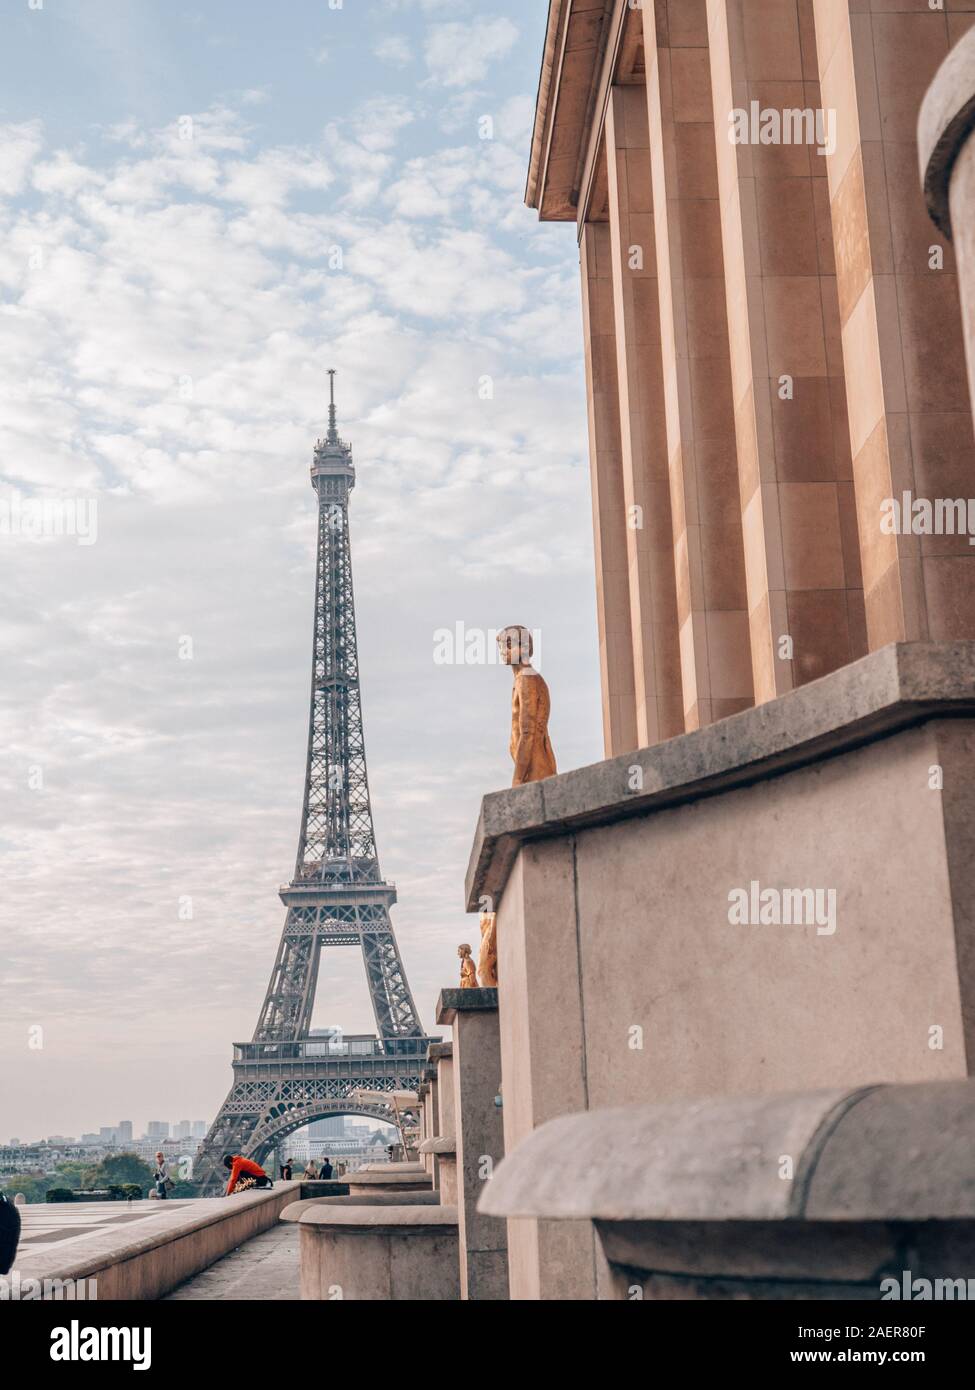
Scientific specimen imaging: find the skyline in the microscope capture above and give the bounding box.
[0,0,602,1138]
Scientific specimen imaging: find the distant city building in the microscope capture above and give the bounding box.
[309,1117,345,1139]
[174,1121,191,1140]
[190,1121,207,1139]
[117,1121,133,1144]
[1,1141,116,1176]
[146,1122,170,1139]
[99,1126,117,1144]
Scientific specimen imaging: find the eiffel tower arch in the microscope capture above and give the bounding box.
[195,373,436,1192]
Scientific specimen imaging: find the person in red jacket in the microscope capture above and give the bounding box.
[222,1153,271,1196]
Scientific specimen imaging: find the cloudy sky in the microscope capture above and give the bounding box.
[0,0,601,1142]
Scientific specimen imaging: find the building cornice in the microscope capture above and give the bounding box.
[525,0,617,221]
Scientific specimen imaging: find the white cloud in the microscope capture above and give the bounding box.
[0,78,600,1139]
[374,34,413,68]
[348,96,416,154]
[424,17,519,88]
[0,120,44,196]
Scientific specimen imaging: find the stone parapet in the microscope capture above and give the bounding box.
[467,641,975,909]
[481,1079,975,1299]
[13,1184,304,1301]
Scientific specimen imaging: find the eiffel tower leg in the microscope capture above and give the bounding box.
[253,913,322,1042]
[361,927,423,1038]
[194,1104,261,1195]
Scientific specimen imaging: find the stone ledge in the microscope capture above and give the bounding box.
[346,1171,431,1189]
[478,1080,975,1224]
[281,1193,439,1221]
[437,988,500,1024]
[300,1205,458,1233]
[465,641,975,909]
[357,1162,424,1174]
[428,1040,453,1062]
[14,1184,304,1299]
[919,24,975,237]
[418,1136,456,1156]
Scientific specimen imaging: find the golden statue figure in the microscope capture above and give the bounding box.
[478,911,498,988]
[497,625,557,786]
[458,943,478,989]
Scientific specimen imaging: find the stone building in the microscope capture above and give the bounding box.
[460,0,975,1300]
[529,0,975,753]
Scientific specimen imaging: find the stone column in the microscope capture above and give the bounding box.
[920,23,975,441]
[436,987,509,1301]
[605,83,685,746]
[814,0,975,648]
[428,1041,455,1201]
[418,1064,438,1180]
[580,222,640,757]
[706,0,867,702]
[642,1,754,728]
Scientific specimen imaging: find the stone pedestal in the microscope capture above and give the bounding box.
[437,988,509,1301]
[468,642,975,1298]
[298,1206,459,1301]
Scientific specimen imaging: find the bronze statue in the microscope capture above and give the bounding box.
[478,912,498,988]
[497,625,556,786]
[458,943,478,989]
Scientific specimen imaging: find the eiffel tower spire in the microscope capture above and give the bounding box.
[326,367,340,446]
[195,375,431,1189]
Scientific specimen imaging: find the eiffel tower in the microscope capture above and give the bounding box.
[195,373,434,1192]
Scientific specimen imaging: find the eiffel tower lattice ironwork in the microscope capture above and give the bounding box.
[195,373,434,1191]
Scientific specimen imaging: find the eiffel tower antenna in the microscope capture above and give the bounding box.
[196,374,432,1189]
[326,367,339,445]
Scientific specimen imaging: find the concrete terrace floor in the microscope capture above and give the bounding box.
[163,1221,300,1301]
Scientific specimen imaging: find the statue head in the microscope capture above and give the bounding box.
[497,625,533,667]
[457,943,472,959]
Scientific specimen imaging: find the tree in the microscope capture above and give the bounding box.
[90,1154,154,1190]
[55,1161,96,1190]
[0,1174,47,1204]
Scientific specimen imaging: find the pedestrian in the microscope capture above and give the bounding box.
[222,1153,271,1196]
[153,1152,172,1200]
[319,1156,333,1180]
[0,1192,21,1276]
[280,1158,293,1181]
[303,1159,318,1180]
